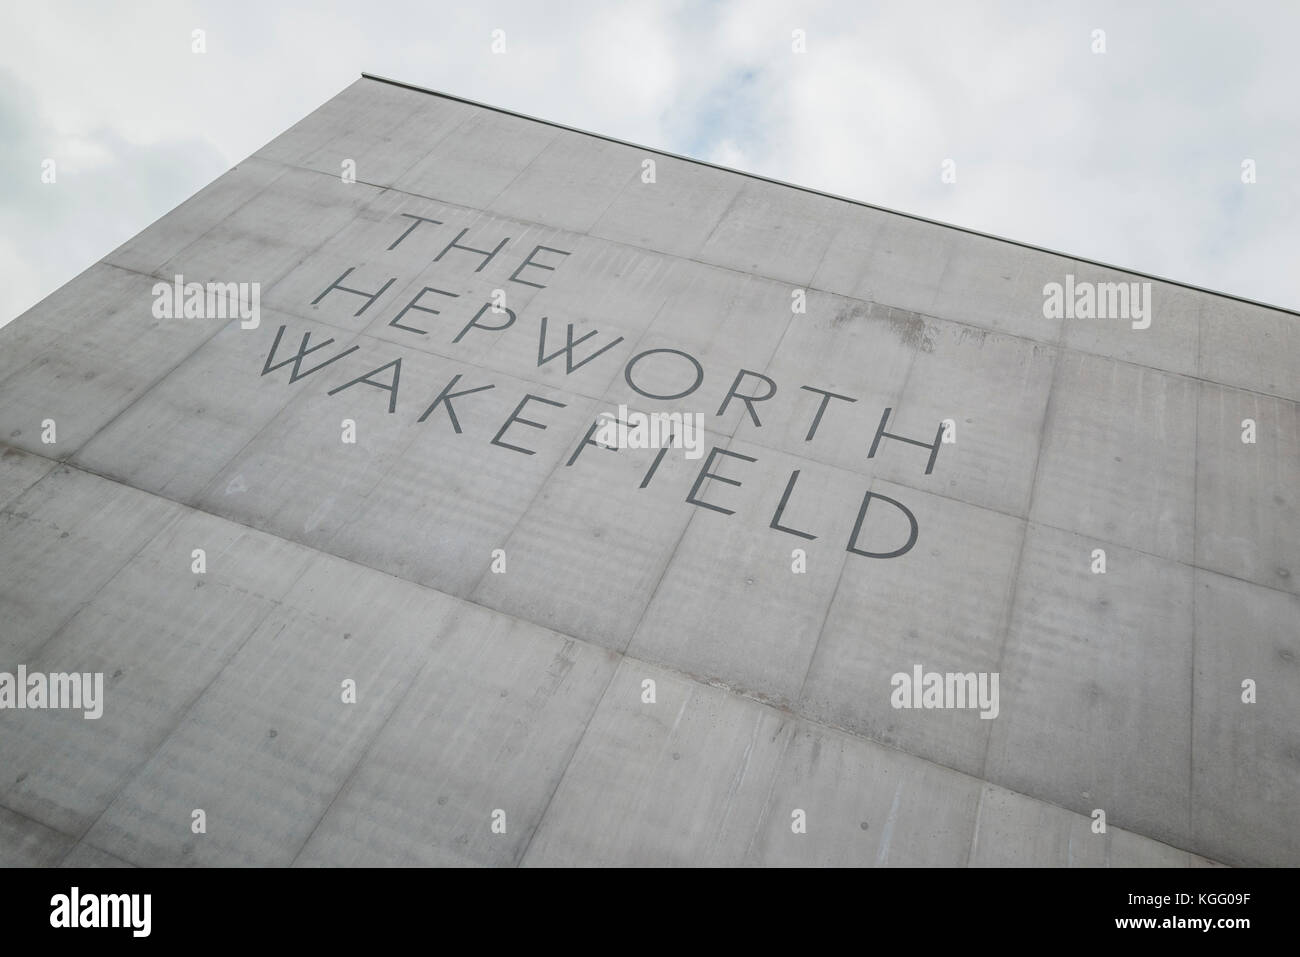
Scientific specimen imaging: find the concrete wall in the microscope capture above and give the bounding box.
[0,76,1294,866]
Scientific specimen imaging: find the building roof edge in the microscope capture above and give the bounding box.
[361,72,1297,318]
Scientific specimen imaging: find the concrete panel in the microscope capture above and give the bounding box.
[627,441,863,704]
[488,134,641,233]
[393,107,561,210]
[929,231,1067,343]
[0,264,224,458]
[730,295,915,470]
[1199,296,1300,401]
[520,234,677,338]
[155,166,382,292]
[0,466,180,665]
[193,332,434,554]
[807,204,889,298]
[521,659,792,867]
[253,78,428,167]
[59,844,135,868]
[327,370,600,599]
[985,523,1194,850]
[295,602,617,866]
[800,481,1024,776]
[746,721,984,866]
[697,179,850,287]
[0,504,314,836]
[0,806,75,867]
[1195,384,1298,595]
[0,263,157,386]
[73,311,350,503]
[1031,351,1197,563]
[865,319,1057,516]
[590,154,744,260]
[104,158,288,277]
[83,552,459,866]
[1190,570,1300,867]
[472,423,722,653]
[812,212,952,316]
[0,264,125,385]
[298,85,472,188]
[969,784,1202,867]
[1060,264,1200,377]
[596,260,796,438]
[0,445,54,511]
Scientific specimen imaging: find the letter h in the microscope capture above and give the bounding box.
[868,408,943,475]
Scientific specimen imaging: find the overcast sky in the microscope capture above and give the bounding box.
[3,0,1297,328]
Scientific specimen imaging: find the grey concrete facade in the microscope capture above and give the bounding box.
[0,76,1295,867]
